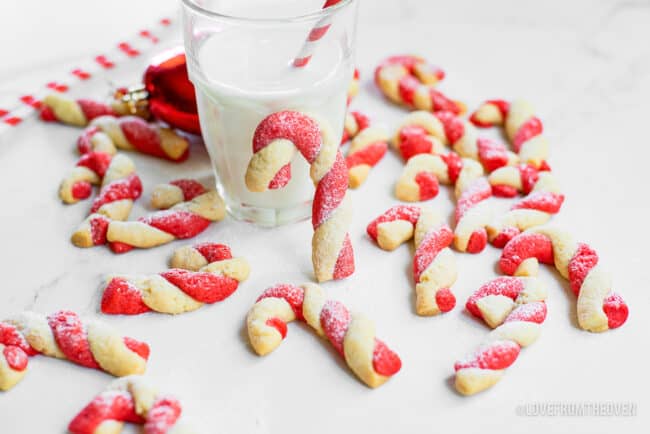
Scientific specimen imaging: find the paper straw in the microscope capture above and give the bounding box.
[0,16,175,135]
[292,0,343,68]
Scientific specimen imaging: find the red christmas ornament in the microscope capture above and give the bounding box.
[144,47,201,135]
[115,47,201,135]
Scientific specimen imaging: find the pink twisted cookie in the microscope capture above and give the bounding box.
[367,205,457,315]
[150,179,207,210]
[245,111,354,282]
[374,55,464,114]
[470,100,549,169]
[391,111,517,171]
[454,276,547,395]
[79,115,189,162]
[347,68,360,105]
[68,375,192,434]
[341,110,370,144]
[486,164,565,247]
[395,153,493,253]
[60,153,142,221]
[71,190,225,253]
[39,94,120,127]
[102,242,249,315]
[500,226,629,332]
[0,311,149,391]
[345,126,388,188]
[247,283,401,388]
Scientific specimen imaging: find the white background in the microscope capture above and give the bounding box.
[1,0,649,433]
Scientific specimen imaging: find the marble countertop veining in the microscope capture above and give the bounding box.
[1,0,649,433]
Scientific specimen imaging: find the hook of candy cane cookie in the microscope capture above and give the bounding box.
[391,111,518,171]
[39,94,122,127]
[59,153,143,220]
[499,226,629,332]
[150,179,207,209]
[79,115,190,162]
[470,100,549,169]
[374,55,464,114]
[247,283,401,388]
[245,111,354,282]
[486,165,565,247]
[454,276,547,395]
[341,110,370,144]
[102,242,249,315]
[367,205,457,315]
[394,153,492,253]
[345,126,388,188]
[71,190,226,253]
[68,375,194,434]
[0,311,149,392]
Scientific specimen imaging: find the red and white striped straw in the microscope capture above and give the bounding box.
[292,0,343,68]
[0,16,175,134]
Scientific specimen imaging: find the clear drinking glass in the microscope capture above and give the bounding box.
[181,0,358,226]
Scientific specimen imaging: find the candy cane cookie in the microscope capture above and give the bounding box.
[247,283,401,388]
[499,226,629,332]
[367,205,457,315]
[347,68,360,105]
[78,115,190,162]
[395,153,493,253]
[102,242,249,315]
[392,111,518,171]
[60,153,143,221]
[68,375,194,434]
[374,55,464,114]
[71,189,226,253]
[470,100,549,168]
[486,165,565,247]
[245,111,354,282]
[454,276,547,395]
[39,94,120,127]
[341,110,370,144]
[345,126,389,188]
[0,310,149,391]
[150,179,207,210]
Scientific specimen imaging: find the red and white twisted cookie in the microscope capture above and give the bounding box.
[60,153,143,221]
[374,55,464,114]
[245,111,354,282]
[0,310,149,391]
[347,68,360,105]
[367,205,457,315]
[454,276,547,395]
[40,94,121,127]
[486,164,565,247]
[150,179,207,210]
[395,153,493,253]
[247,283,401,388]
[391,111,518,171]
[102,242,249,315]
[77,115,189,162]
[68,375,192,434]
[499,226,629,332]
[341,110,370,144]
[345,126,388,189]
[470,100,549,169]
[71,189,225,253]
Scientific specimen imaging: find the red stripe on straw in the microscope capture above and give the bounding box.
[0,109,8,117]
[71,68,92,80]
[293,56,312,67]
[292,0,343,68]
[46,82,69,92]
[96,55,115,69]
[20,95,42,108]
[308,24,331,41]
[4,117,22,126]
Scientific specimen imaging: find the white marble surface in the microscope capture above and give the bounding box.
[1,0,649,432]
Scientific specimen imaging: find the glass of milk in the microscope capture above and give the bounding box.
[181,0,358,226]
